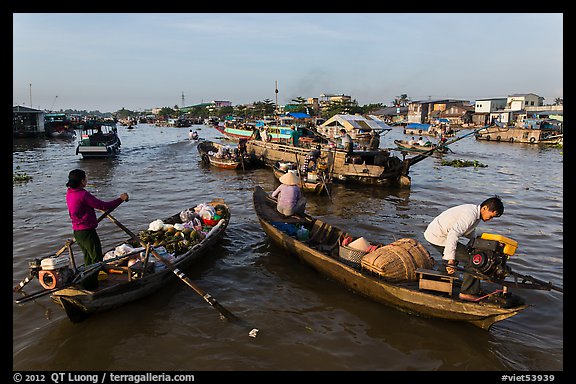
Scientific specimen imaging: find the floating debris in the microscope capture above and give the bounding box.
[13,167,33,184]
[440,159,487,168]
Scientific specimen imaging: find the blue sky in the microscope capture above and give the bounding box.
[13,13,563,113]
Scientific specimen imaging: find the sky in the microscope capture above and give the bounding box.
[12,13,563,113]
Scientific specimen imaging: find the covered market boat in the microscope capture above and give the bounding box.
[14,199,231,323]
[252,186,563,330]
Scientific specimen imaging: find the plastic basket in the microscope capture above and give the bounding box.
[202,218,220,226]
[339,244,367,265]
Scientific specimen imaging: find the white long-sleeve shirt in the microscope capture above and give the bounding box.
[423,204,481,261]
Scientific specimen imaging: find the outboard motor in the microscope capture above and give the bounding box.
[37,257,74,290]
[466,233,518,280]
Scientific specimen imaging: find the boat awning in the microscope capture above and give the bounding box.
[286,112,311,119]
[319,114,392,132]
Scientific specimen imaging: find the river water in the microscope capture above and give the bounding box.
[12,123,563,376]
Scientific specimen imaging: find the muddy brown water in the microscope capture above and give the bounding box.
[12,124,563,375]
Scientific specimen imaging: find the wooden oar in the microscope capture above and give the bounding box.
[13,205,120,292]
[102,211,242,323]
[318,172,332,201]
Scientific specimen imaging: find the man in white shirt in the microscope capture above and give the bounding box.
[339,129,354,154]
[424,196,504,301]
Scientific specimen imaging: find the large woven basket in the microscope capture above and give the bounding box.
[339,244,367,265]
[361,238,434,282]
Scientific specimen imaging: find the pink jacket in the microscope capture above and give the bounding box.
[66,187,123,231]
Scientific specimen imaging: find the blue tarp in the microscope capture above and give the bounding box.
[286,112,311,119]
[406,123,431,130]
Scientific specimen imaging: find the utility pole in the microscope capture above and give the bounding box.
[181,92,185,109]
[275,80,278,116]
[29,83,32,108]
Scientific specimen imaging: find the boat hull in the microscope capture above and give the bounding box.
[252,186,527,330]
[475,126,563,144]
[394,139,448,154]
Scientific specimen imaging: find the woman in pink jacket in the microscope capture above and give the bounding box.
[66,169,129,289]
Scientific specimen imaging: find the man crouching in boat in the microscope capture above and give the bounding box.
[271,172,307,216]
[423,196,504,301]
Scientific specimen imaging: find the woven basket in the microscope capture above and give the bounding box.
[361,238,434,282]
[339,244,367,265]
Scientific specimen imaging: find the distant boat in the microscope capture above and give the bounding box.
[197,140,256,170]
[44,113,76,139]
[271,161,330,195]
[75,120,121,159]
[475,119,563,145]
[403,121,456,138]
[394,139,449,154]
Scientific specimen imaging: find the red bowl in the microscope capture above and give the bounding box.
[202,218,220,226]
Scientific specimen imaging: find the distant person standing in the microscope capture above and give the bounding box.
[250,126,262,141]
[368,130,380,150]
[261,126,270,142]
[290,125,300,147]
[339,129,353,154]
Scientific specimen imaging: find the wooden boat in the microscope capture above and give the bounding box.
[15,199,230,322]
[474,120,563,144]
[44,113,76,139]
[394,139,449,154]
[403,123,456,138]
[271,161,329,195]
[197,139,255,170]
[252,186,528,330]
[75,120,121,158]
[246,139,419,188]
[213,119,317,144]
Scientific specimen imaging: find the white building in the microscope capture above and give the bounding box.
[474,98,507,113]
[506,93,544,111]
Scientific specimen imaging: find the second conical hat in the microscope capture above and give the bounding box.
[348,237,371,251]
[279,171,301,185]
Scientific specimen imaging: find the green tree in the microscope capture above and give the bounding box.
[392,94,410,107]
[554,98,563,106]
[362,103,385,114]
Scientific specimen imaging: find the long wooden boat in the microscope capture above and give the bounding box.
[271,161,329,195]
[252,186,528,330]
[15,199,230,322]
[213,119,319,145]
[197,140,256,170]
[394,139,449,154]
[474,122,563,144]
[75,120,121,158]
[246,139,417,188]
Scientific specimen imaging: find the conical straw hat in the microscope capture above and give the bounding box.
[279,171,301,185]
[348,237,371,251]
